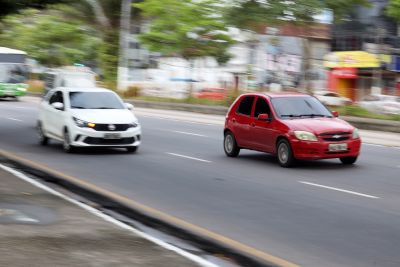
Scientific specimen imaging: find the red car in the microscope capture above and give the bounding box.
[224,92,361,167]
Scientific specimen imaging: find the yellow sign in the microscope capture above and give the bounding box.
[323,51,390,68]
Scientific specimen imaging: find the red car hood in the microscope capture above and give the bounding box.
[283,118,354,134]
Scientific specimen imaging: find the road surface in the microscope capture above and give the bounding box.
[1,98,400,267]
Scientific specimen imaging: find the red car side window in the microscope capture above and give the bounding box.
[236,96,255,116]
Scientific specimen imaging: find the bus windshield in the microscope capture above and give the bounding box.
[0,63,28,84]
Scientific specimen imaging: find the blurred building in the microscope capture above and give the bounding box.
[258,24,331,92]
[326,0,400,100]
[125,20,331,97]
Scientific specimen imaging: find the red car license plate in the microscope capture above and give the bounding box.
[329,143,348,151]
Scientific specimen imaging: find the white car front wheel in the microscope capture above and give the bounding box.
[63,129,75,153]
[37,122,49,146]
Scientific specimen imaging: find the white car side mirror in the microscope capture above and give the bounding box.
[125,103,134,110]
[51,102,64,111]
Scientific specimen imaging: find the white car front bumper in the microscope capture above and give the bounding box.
[69,125,142,147]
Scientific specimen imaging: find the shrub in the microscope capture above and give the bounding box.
[123,86,141,98]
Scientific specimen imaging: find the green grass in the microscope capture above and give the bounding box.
[132,95,227,106]
[333,105,400,121]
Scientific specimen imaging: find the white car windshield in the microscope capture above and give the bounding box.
[63,78,95,88]
[69,92,125,109]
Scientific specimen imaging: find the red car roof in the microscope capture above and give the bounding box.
[241,92,310,98]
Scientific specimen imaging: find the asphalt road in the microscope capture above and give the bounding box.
[1,98,400,267]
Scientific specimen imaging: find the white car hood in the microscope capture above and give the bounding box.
[70,109,137,124]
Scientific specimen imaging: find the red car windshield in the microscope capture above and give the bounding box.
[271,96,333,119]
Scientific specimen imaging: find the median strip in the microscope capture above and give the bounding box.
[299,181,380,199]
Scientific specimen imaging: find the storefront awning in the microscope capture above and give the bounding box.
[323,51,391,68]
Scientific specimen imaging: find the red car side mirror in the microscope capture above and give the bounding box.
[332,111,339,117]
[257,113,270,121]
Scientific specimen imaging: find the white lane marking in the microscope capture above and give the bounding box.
[0,164,218,267]
[364,143,400,149]
[7,117,23,122]
[166,153,212,163]
[172,130,207,137]
[299,181,380,199]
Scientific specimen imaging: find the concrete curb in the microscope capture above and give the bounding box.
[341,116,400,133]
[0,149,297,267]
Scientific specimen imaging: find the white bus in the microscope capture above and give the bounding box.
[0,47,28,98]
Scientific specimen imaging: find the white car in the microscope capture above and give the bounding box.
[358,94,400,115]
[37,87,141,153]
[314,90,352,106]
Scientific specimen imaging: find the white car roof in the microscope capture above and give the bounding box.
[56,87,115,93]
[314,90,339,95]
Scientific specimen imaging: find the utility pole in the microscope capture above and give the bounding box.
[373,28,386,94]
[117,0,132,91]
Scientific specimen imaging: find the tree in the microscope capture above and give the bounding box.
[324,0,370,22]
[387,0,400,22]
[0,7,101,67]
[225,0,370,28]
[58,0,143,85]
[135,0,233,62]
[0,0,72,17]
[135,0,234,96]
[224,0,369,92]
[225,0,322,31]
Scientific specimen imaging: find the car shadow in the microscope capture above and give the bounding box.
[0,98,16,102]
[42,143,134,155]
[237,153,278,165]
[237,152,360,170]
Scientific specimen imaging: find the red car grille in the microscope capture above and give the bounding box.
[319,132,351,142]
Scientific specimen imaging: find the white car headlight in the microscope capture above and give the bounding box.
[294,131,318,141]
[73,117,95,128]
[352,128,360,139]
[128,122,139,128]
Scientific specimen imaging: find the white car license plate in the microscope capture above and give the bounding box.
[329,143,348,152]
[104,133,121,139]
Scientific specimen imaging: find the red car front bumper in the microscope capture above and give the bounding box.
[290,138,361,160]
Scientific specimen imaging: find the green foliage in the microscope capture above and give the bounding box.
[135,0,234,63]
[324,0,370,22]
[0,0,73,17]
[387,0,400,22]
[98,31,119,83]
[225,0,321,30]
[225,0,370,30]
[334,105,400,121]
[0,8,101,67]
